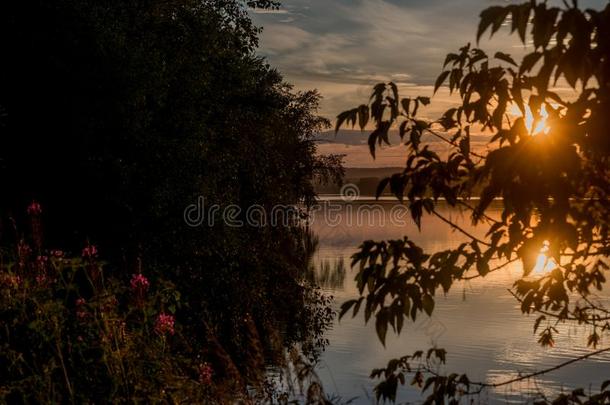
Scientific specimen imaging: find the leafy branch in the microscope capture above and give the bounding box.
[336,0,610,402]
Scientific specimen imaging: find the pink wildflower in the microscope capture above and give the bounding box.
[27,201,42,216]
[17,241,31,266]
[82,245,98,259]
[154,313,175,336]
[198,362,213,385]
[35,274,47,285]
[76,298,88,320]
[51,250,64,258]
[130,273,150,293]
[36,255,48,269]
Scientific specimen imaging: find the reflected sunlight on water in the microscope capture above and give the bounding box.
[309,200,610,404]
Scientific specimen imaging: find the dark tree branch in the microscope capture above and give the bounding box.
[462,257,519,280]
[431,209,491,247]
[507,289,610,322]
[472,346,610,389]
[425,126,486,160]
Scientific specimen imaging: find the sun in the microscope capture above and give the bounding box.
[533,240,557,274]
[509,103,550,135]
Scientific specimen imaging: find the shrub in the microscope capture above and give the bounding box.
[0,203,333,403]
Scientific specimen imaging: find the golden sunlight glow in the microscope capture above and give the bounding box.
[533,240,557,274]
[509,103,550,135]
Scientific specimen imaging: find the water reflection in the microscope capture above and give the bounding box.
[308,257,346,290]
[310,200,610,404]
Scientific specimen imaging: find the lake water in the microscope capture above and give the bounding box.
[308,199,610,404]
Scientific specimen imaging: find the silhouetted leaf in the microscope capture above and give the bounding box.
[511,3,531,43]
[417,96,431,106]
[358,104,369,130]
[459,133,470,157]
[335,110,350,134]
[477,6,510,42]
[399,120,409,139]
[534,315,546,333]
[339,299,358,319]
[376,311,388,345]
[494,52,517,66]
[422,294,434,316]
[376,177,390,199]
[443,53,459,68]
[434,71,450,94]
[368,132,377,159]
[520,52,542,75]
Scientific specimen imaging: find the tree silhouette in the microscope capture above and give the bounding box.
[0,1,342,401]
[337,1,610,402]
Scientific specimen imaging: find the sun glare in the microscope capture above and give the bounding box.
[533,240,557,274]
[509,103,550,135]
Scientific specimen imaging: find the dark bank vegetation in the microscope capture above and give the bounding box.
[338,0,610,403]
[0,0,341,402]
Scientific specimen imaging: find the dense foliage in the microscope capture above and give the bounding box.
[0,0,340,402]
[338,0,610,402]
[1,213,206,402]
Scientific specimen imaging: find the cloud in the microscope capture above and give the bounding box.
[250,0,537,166]
[251,8,290,14]
[259,25,313,53]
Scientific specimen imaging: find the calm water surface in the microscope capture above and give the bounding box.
[309,199,610,404]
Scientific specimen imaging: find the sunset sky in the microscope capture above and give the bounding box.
[251,0,599,167]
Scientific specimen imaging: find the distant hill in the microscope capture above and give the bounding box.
[316,129,491,145]
[343,167,404,179]
[314,128,492,196]
[314,166,488,198]
[315,129,403,145]
[314,167,403,196]
[314,128,492,171]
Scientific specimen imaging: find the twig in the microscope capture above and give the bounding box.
[420,346,610,395]
[507,289,610,322]
[456,200,502,225]
[462,257,519,280]
[431,209,491,247]
[474,346,610,389]
[425,126,487,160]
